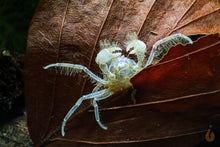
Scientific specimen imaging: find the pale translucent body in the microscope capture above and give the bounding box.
[43,33,192,136]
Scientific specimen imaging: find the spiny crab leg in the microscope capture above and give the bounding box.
[43,63,106,84]
[92,83,104,93]
[61,89,109,136]
[145,33,193,67]
[92,91,113,130]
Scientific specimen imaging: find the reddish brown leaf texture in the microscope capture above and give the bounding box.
[25,0,220,146]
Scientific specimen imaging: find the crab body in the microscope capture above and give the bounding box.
[100,55,137,92]
[44,33,193,136]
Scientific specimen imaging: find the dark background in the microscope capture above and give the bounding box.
[0,0,38,125]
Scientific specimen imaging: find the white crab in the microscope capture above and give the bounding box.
[44,33,192,136]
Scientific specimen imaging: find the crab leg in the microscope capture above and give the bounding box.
[93,91,113,130]
[92,83,103,93]
[44,63,106,84]
[61,89,108,136]
[145,34,193,67]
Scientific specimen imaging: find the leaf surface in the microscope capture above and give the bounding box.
[25,0,220,146]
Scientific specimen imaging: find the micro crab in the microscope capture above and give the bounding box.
[44,33,192,136]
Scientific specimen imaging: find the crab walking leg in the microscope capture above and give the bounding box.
[93,91,113,130]
[61,89,108,136]
[44,63,106,84]
[145,34,193,67]
[92,83,103,93]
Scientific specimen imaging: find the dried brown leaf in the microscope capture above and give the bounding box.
[25,0,220,146]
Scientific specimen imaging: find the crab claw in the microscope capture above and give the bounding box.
[96,40,122,65]
[126,33,147,66]
[96,40,122,78]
